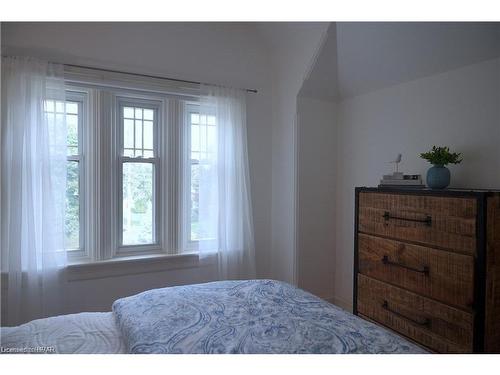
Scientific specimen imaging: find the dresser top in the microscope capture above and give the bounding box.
[356,186,500,197]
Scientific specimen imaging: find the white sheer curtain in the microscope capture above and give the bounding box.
[1,56,67,326]
[197,85,256,280]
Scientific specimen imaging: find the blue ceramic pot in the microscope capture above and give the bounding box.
[426,165,450,189]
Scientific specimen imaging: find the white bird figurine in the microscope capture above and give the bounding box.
[389,153,402,173]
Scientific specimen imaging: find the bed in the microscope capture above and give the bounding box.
[0,279,426,354]
[0,312,126,354]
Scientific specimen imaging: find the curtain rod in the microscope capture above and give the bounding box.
[64,63,258,94]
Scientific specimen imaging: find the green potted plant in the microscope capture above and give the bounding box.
[420,146,462,189]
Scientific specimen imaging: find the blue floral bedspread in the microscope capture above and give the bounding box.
[112,279,426,354]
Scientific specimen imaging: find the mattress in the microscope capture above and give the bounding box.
[0,312,126,354]
[113,279,427,354]
[1,280,427,354]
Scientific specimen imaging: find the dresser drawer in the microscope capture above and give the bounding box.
[358,192,477,255]
[358,233,474,308]
[357,274,474,353]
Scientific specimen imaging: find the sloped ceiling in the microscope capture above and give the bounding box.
[299,23,338,100]
[261,22,500,101]
[337,22,500,98]
[254,22,330,91]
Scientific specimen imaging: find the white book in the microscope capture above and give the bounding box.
[383,172,404,180]
[380,179,423,185]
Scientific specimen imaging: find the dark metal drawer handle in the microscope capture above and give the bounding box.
[382,300,431,327]
[382,255,430,275]
[383,211,432,226]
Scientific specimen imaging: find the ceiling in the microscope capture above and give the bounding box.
[298,24,338,100]
[293,22,500,100]
[4,22,499,101]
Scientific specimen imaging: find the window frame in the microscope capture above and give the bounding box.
[181,103,198,253]
[61,74,213,264]
[65,92,86,259]
[114,97,163,257]
[181,103,218,253]
[44,89,89,262]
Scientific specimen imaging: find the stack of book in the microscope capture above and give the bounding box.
[379,172,425,189]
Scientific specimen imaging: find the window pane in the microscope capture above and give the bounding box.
[45,100,79,155]
[143,120,153,150]
[122,162,154,245]
[56,113,65,128]
[207,125,216,153]
[134,120,143,156]
[66,161,80,249]
[123,107,134,118]
[66,102,78,115]
[44,100,54,112]
[68,146,78,156]
[200,125,207,155]
[143,109,154,121]
[124,148,135,157]
[124,119,134,149]
[190,162,217,242]
[122,106,155,158]
[56,101,65,113]
[134,108,143,119]
[189,110,217,242]
[44,99,83,251]
[143,150,154,158]
[191,124,199,153]
[190,163,201,241]
[67,114,78,155]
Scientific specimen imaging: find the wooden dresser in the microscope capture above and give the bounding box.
[353,187,500,353]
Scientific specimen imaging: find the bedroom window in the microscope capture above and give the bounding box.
[118,102,160,251]
[189,112,216,241]
[187,109,217,244]
[4,60,253,279]
[44,97,84,253]
[44,78,226,262]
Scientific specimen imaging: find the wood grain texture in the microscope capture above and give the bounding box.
[358,233,474,309]
[358,192,477,255]
[357,274,473,353]
[485,194,500,352]
[358,312,434,353]
[354,188,500,353]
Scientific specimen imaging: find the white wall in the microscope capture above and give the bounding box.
[294,24,338,303]
[63,259,218,315]
[1,22,335,322]
[1,22,273,319]
[334,57,500,310]
[256,22,330,284]
[7,22,496,323]
[296,96,336,301]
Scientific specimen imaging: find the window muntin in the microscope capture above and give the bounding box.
[44,99,83,251]
[119,104,158,248]
[49,81,226,262]
[123,106,155,158]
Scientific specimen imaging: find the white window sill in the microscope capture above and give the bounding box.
[66,252,217,282]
